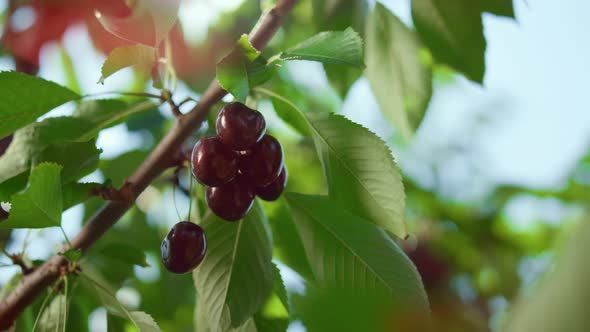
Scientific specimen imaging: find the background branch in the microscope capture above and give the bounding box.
[0,0,297,327]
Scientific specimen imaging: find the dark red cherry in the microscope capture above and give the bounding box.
[256,167,288,201]
[239,135,284,187]
[161,221,207,274]
[216,102,266,151]
[206,177,254,221]
[191,137,238,186]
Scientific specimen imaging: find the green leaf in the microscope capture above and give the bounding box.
[31,99,136,145]
[503,220,590,332]
[34,117,94,143]
[74,99,156,141]
[266,197,314,281]
[0,99,152,188]
[271,264,289,312]
[60,248,82,262]
[0,71,79,138]
[311,0,369,96]
[82,270,162,332]
[84,209,154,287]
[217,35,277,103]
[0,173,27,202]
[128,312,162,332]
[251,315,288,332]
[412,0,486,83]
[193,202,274,331]
[306,112,407,238]
[58,46,82,95]
[323,65,363,98]
[99,45,157,84]
[37,294,67,332]
[366,4,433,140]
[100,150,149,187]
[98,243,149,267]
[1,163,63,229]
[16,306,35,332]
[35,140,101,183]
[481,0,515,18]
[254,88,310,136]
[285,194,429,315]
[311,0,368,35]
[216,266,290,332]
[200,315,288,332]
[280,28,364,67]
[63,182,99,210]
[293,286,429,332]
[0,129,100,188]
[0,126,45,185]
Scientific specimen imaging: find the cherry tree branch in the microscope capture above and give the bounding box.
[0,0,297,327]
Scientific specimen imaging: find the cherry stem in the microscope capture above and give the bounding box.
[187,174,194,223]
[171,174,183,222]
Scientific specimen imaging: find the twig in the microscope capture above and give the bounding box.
[1,248,34,275]
[0,0,298,328]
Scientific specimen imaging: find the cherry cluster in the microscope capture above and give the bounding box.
[160,103,287,274]
[191,102,288,221]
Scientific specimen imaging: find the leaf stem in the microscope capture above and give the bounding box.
[59,227,72,249]
[82,91,163,100]
[21,229,32,253]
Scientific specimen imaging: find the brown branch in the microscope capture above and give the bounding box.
[0,0,297,327]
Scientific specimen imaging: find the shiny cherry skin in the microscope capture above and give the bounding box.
[161,221,207,274]
[206,177,255,221]
[191,137,238,186]
[256,167,288,201]
[216,102,266,151]
[239,135,284,187]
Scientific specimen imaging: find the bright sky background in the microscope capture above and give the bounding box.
[378,0,590,190]
[0,0,588,330]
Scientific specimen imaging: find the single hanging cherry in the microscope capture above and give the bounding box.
[161,221,207,274]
